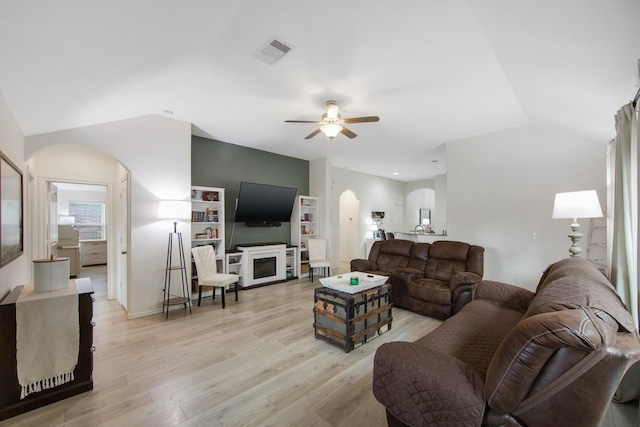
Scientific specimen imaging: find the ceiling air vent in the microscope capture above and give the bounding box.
[252,37,294,65]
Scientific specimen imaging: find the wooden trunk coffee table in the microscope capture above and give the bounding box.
[314,273,392,353]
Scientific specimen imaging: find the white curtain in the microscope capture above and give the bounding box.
[608,101,640,329]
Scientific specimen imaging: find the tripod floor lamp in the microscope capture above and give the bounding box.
[159,200,192,319]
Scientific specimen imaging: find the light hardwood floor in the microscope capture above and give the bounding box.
[1,267,440,427]
[3,265,637,427]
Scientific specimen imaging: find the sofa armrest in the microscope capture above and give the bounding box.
[474,280,535,312]
[350,258,377,272]
[450,272,482,292]
[373,341,485,426]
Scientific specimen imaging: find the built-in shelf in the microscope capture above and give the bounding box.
[291,195,319,278]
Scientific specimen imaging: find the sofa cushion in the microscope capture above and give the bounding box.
[424,241,471,281]
[406,242,430,272]
[409,279,450,305]
[376,254,411,273]
[416,299,525,375]
[368,239,413,274]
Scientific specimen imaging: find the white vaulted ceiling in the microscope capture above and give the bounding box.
[0,0,638,181]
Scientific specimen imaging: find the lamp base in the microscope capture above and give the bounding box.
[567,220,583,258]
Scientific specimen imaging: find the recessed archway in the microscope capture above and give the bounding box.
[27,144,130,311]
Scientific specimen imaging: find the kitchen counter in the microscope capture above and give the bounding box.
[395,231,449,243]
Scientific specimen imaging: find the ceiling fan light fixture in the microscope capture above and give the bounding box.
[326,101,339,120]
[321,123,343,139]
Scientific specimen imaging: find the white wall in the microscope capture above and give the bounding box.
[447,125,607,290]
[25,115,191,317]
[434,174,447,233]
[0,92,28,301]
[310,157,331,243]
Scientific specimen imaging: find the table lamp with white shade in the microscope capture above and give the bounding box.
[370,223,379,239]
[552,190,603,258]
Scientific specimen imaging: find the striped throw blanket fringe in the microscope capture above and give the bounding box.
[21,371,76,399]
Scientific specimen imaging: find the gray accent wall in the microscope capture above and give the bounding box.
[192,136,309,251]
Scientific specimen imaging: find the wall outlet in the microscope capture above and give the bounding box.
[532,231,539,240]
[514,277,521,285]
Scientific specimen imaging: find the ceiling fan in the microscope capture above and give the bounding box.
[285,100,379,140]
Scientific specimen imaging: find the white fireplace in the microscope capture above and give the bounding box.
[236,244,287,287]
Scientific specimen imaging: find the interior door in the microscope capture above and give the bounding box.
[339,190,360,261]
[48,182,58,257]
[119,177,128,310]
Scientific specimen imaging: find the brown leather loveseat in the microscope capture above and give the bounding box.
[350,239,484,319]
[373,257,640,427]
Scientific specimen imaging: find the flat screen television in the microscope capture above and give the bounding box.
[234,181,298,227]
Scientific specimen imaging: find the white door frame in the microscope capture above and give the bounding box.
[119,176,130,310]
[41,178,116,299]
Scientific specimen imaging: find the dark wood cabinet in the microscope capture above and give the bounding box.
[0,279,94,421]
[314,283,392,353]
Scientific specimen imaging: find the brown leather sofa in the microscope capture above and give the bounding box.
[350,239,484,319]
[373,257,640,427]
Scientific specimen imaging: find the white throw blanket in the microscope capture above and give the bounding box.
[16,282,79,399]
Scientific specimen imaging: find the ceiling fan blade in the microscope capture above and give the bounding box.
[285,120,320,123]
[343,116,380,124]
[340,126,357,139]
[304,129,322,139]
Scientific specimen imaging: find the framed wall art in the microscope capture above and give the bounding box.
[1,151,23,268]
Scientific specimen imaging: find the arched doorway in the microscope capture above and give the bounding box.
[339,190,360,265]
[27,144,130,311]
[406,188,436,230]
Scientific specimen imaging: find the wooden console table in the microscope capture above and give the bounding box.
[0,279,94,421]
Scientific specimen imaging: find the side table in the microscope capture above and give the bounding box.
[313,281,392,353]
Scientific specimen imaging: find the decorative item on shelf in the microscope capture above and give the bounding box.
[158,200,192,319]
[552,190,603,258]
[201,191,219,202]
[206,208,218,222]
[350,276,359,285]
